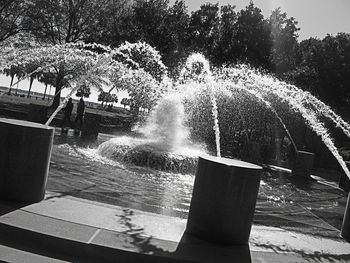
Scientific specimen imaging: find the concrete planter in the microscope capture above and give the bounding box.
[292,151,315,179]
[185,156,262,245]
[81,112,101,140]
[27,103,48,124]
[0,118,54,203]
[339,161,350,192]
[342,193,350,242]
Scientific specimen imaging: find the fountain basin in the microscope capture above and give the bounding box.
[81,112,101,140]
[292,151,315,179]
[342,193,350,242]
[0,118,54,202]
[97,137,203,174]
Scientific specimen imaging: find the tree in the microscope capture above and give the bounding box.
[212,4,238,65]
[187,3,220,59]
[160,0,190,69]
[112,41,167,115]
[25,64,40,98]
[3,67,15,90]
[98,91,117,107]
[318,34,350,111]
[1,43,117,109]
[114,41,167,81]
[37,71,59,99]
[83,0,136,46]
[132,0,169,53]
[75,84,91,98]
[121,97,129,108]
[0,0,29,42]
[24,0,104,44]
[269,8,300,75]
[1,40,171,126]
[98,91,106,106]
[233,2,272,69]
[27,74,34,97]
[23,0,114,108]
[3,65,23,94]
[286,33,350,116]
[38,73,55,100]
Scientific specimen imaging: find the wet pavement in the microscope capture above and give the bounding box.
[46,132,349,235]
[256,168,347,236]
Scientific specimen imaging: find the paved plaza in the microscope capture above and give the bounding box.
[1,178,350,263]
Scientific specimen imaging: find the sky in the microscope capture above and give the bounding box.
[1,0,349,102]
[172,0,350,41]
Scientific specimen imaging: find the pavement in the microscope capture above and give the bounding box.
[1,190,350,263]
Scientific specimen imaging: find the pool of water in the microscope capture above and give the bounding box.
[47,129,348,231]
[48,130,194,218]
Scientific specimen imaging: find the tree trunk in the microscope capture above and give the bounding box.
[52,67,64,109]
[48,85,52,100]
[15,82,19,95]
[43,84,48,100]
[9,74,14,86]
[8,74,14,94]
[27,77,34,98]
[132,105,140,116]
[52,85,62,109]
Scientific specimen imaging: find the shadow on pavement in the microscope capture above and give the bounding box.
[175,232,251,263]
[118,208,253,262]
[0,201,28,216]
[250,241,350,262]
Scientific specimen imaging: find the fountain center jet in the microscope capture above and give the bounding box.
[139,94,190,152]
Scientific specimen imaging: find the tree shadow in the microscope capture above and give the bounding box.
[44,184,97,202]
[118,208,253,262]
[250,240,350,262]
[118,208,169,256]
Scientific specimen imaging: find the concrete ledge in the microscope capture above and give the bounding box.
[0,211,257,262]
[0,243,69,263]
[1,193,350,262]
[0,213,189,263]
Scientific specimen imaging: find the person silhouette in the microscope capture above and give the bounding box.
[75,98,85,129]
[61,98,73,128]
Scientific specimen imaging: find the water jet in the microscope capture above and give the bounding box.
[2,43,350,244]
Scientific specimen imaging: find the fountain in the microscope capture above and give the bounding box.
[95,53,350,244]
[97,54,224,174]
[2,42,350,244]
[2,42,350,179]
[97,94,205,174]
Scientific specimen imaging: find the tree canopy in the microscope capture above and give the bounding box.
[269,8,299,75]
[1,0,350,116]
[0,0,30,42]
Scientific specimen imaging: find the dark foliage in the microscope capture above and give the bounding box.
[1,0,349,117]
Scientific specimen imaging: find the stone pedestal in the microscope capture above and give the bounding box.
[27,103,48,124]
[339,161,350,192]
[292,151,315,179]
[341,193,350,242]
[81,112,101,140]
[0,118,54,203]
[185,156,262,245]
